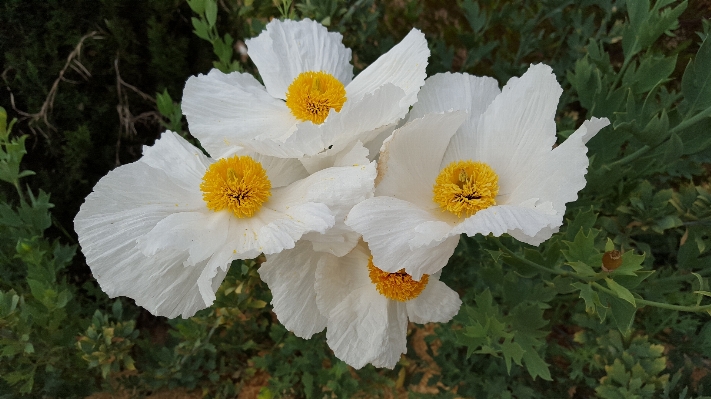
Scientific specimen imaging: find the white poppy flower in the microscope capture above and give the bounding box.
[258,240,461,369]
[346,64,610,280]
[182,18,429,159]
[74,131,375,318]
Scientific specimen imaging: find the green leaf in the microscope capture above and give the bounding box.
[191,17,210,40]
[610,251,646,276]
[622,0,687,60]
[568,261,597,277]
[681,37,711,113]
[186,0,206,14]
[204,0,218,28]
[606,278,636,307]
[563,228,602,268]
[662,132,684,165]
[500,339,525,374]
[602,292,637,333]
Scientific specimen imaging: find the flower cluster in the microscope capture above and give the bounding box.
[75,19,609,369]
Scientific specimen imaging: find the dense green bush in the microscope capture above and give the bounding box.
[1,0,711,397]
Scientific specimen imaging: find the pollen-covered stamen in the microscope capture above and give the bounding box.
[285,71,347,124]
[367,257,429,302]
[200,155,271,218]
[433,160,499,218]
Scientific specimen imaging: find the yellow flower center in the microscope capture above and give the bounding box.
[433,160,499,218]
[200,155,271,218]
[367,257,429,302]
[285,71,346,124]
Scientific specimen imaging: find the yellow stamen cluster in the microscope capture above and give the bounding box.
[285,71,347,124]
[433,160,499,218]
[367,257,429,302]
[200,155,271,218]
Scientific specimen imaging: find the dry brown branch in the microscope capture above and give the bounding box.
[113,56,160,166]
[7,31,102,137]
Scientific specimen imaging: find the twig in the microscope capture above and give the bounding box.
[7,31,102,136]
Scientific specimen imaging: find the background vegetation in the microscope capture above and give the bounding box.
[1,0,711,397]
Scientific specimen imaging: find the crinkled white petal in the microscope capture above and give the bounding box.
[451,203,560,244]
[408,73,501,166]
[259,241,329,339]
[74,132,227,318]
[346,28,429,108]
[375,111,466,210]
[246,18,353,99]
[316,245,408,369]
[138,211,229,265]
[182,70,300,159]
[577,117,610,144]
[301,142,376,256]
[447,64,562,197]
[314,240,372,317]
[503,117,610,215]
[406,274,462,324]
[326,287,408,369]
[292,83,408,158]
[240,150,310,188]
[300,122,397,174]
[347,196,460,280]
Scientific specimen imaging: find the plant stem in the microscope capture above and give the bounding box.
[495,239,711,313]
[670,105,711,135]
[591,282,711,313]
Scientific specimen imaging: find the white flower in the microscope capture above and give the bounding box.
[74,131,375,318]
[182,18,429,159]
[258,240,461,369]
[346,64,611,280]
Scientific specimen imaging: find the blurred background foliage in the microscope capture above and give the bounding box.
[1,0,711,397]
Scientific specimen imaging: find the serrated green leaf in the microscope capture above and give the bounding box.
[573,282,597,314]
[610,251,646,276]
[563,228,602,270]
[500,339,525,374]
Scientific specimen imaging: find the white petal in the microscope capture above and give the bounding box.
[182,70,301,159]
[246,18,353,99]
[294,83,408,158]
[577,117,610,144]
[346,196,460,280]
[245,151,310,188]
[346,28,428,108]
[270,161,376,215]
[314,241,372,317]
[259,241,328,338]
[138,211,229,265]
[466,64,563,198]
[315,242,407,369]
[408,73,501,167]
[375,111,466,210]
[298,142,377,256]
[406,277,462,324]
[325,286,408,369]
[300,138,372,175]
[141,131,212,191]
[408,72,500,122]
[239,204,333,255]
[452,204,561,244]
[503,117,610,216]
[75,160,223,318]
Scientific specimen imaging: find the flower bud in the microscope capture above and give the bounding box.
[602,250,622,272]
